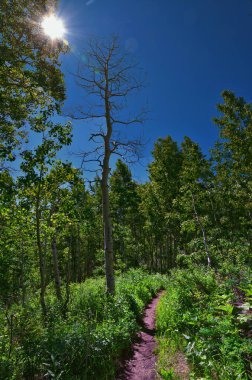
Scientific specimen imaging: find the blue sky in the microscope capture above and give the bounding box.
[58,0,252,182]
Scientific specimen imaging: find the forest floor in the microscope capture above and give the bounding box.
[115,291,163,380]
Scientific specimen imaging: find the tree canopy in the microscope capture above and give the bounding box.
[0,0,67,165]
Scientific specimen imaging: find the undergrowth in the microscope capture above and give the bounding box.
[156,265,252,380]
[0,269,167,380]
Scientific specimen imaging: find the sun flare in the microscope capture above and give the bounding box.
[42,14,66,40]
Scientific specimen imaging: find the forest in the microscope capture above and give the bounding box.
[0,1,251,379]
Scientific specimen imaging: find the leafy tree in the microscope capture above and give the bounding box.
[0,0,67,166]
[212,91,252,253]
[0,171,35,306]
[138,182,166,270]
[178,137,212,266]
[149,136,182,205]
[18,119,72,315]
[110,159,141,268]
[145,137,182,270]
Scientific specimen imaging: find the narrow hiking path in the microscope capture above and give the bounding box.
[116,291,163,380]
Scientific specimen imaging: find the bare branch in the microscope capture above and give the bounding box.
[89,132,105,142]
[70,35,146,172]
[111,117,143,126]
[68,35,147,294]
[70,113,105,120]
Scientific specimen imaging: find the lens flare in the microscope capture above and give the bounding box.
[42,14,66,40]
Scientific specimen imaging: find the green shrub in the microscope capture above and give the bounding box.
[0,269,166,380]
[156,266,252,380]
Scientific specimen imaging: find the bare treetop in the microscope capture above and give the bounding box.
[72,35,146,171]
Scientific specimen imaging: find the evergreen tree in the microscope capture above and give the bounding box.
[212,91,252,252]
[178,137,212,266]
[110,160,141,268]
[146,136,182,270]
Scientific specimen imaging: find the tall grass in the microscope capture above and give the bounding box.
[0,269,167,380]
[156,266,252,380]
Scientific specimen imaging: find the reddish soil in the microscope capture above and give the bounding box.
[115,292,163,380]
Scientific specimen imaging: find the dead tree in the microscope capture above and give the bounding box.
[72,36,145,294]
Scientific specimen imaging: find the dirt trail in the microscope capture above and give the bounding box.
[115,291,163,380]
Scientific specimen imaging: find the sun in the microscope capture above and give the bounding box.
[42,14,66,40]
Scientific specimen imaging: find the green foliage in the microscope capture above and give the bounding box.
[110,160,142,269]
[160,367,175,379]
[1,29,252,380]
[0,0,67,165]
[156,266,252,379]
[0,269,166,380]
[211,90,252,244]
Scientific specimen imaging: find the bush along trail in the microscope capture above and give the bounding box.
[0,270,168,380]
[116,291,164,380]
[155,266,252,380]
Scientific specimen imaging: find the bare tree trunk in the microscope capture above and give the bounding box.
[101,151,115,294]
[155,245,158,271]
[169,233,173,269]
[20,235,26,307]
[6,311,14,358]
[35,188,47,316]
[191,192,211,267]
[77,223,82,282]
[100,60,116,295]
[73,36,143,293]
[51,234,63,302]
[172,234,177,267]
[173,235,178,266]
[63,231,72,314]
[160,244,163,272]
[48,205,63,302]
[70,226,76,282]
[64,248,71,314]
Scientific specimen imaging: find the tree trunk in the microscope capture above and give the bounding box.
[20,235,26,307]
[64,243,71,314]
[51,234,63,302]
[74,37,142,294]
[191,192,211,267]
[101,153,115,294]
[63,230,72,314]
[48,205,63,302]
[77,223,82,282]
[35,191,47,316]
[101,62,115,295]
